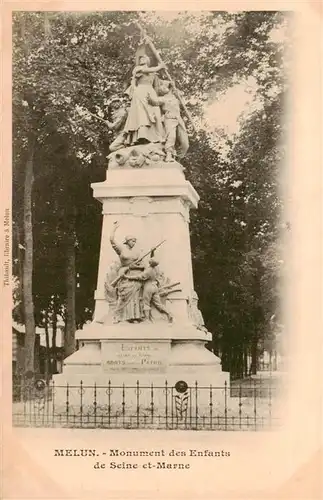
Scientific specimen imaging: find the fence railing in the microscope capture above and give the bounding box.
[12,378,279,431]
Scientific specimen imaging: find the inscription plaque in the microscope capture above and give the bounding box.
[101,340,170,373]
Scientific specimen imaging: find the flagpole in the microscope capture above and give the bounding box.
[135,21,198,134]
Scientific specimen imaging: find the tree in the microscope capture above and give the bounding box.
[13,12,138,362]
[13,13,45,373]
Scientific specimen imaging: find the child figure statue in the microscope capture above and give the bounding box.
[147,80,189,162]
[127,258,174,323]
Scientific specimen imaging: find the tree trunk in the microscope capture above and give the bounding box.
[65,228,76,357]
[23,140,36,374]
[249,333,258,375]
[249,263,263,376]
[44,312,51,381]
[237,347,244,379]
[51,311,58,374]
[221,342,232,378]
[13,221,24,321]
[243,345,248,377]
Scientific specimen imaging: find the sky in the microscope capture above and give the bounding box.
[203,79,260,136]
[202,23,287,136]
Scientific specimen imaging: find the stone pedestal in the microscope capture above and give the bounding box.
[54,160,229,410]
[92,163,199,324]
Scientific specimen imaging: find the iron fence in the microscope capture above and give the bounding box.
[12,378,279,431]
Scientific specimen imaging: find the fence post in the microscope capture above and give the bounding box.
[93,382,97,427]
[165,380,168,430]
[171,386,174,429]
[253,379,257,430]
[238,382,242,430]
[224,381,228,431]
[108,380,111,427]
[189,386,192,428]
[209,384,213,430]
[195,381,198,430]
[136,380,140,429]
[150,383,154,425]
[66,383,70,426]
[51,380,55,427]
[268,373,272,429]
[122,383,125,427]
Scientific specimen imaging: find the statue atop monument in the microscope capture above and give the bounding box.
[147,79,189,162]
[105,25,194,167]
[105,96,129,152]
[122,54,166,147]
[76,24,194,168]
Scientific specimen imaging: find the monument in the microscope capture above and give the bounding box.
[54,27,229,406]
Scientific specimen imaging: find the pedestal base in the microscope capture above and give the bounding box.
[53,321,229,412]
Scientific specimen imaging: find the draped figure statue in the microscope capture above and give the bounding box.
[109,221,144,323]
[123,54,165,147]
